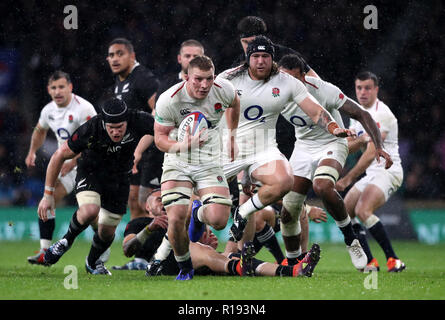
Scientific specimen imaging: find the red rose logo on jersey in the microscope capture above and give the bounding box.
[339,93,345,100]
[272,88,280,97]
[68,115,73,123]
[214,103,222,113]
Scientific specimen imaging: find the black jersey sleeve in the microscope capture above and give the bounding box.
[124,217,154,237]
[67,116,97,154]
[136,71,160,105]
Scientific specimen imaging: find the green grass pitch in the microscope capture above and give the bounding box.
[0,240,444,300]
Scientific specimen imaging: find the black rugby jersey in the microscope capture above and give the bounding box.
[67,110,154,176]
[114,64,159,113]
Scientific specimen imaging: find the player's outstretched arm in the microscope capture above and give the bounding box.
[336,142,376,192]
[132,134,154,173]
[340,98,392,168]
[298,96,354,138]
[37,141,77,221]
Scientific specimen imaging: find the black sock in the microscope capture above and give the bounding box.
[177,257,193,271]
[227,259,240,276]
[252,237,264,254]
[256,224,285,264]
[87,233,114,267]
[286,257,299,266]
[339,221,357,246]
[39,218,55,241]
[368,221,398,260]
[352,222,374,263]
[275,265,293,277]
[297,251,307,261]
[63,211,88,246]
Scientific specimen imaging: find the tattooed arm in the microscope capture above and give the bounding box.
[340,98,392,168]
[298,95,353,138]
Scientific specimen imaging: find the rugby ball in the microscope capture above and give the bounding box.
[177,111,209,142]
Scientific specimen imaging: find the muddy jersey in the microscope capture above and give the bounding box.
[218,68,308,158]
[281,76,347,148]
[67,110,154,177]
[39,94,96,148]
[349,99,402,171]
[155,78,236,164]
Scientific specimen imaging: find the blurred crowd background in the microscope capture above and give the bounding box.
[0,0,444,207]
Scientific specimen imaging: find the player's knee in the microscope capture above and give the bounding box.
[203,205,229,230]
[283,191,305,213]
[313,166,339,196]
[355,205,373,223]
[78,204,100,222]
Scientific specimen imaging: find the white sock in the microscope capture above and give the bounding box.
[174,251,191,262]
[239,193,265,219]
[40,239,52,250]
[197,206,205,223]
[154,236,172,261]
[286,248,302,259]
[334,215,351,228]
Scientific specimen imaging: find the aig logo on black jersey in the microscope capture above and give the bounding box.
[107,145,121,153]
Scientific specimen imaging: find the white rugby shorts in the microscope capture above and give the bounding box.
[289,140,348,180]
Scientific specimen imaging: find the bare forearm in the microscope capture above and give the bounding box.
[341,99,383,149]
[29,127,47,154]
[356,111,383,150]
[45,152,67,188]
[135,135,154,155]
[344,148,374,181]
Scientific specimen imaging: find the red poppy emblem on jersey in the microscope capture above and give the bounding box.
[68,115,73,123]
[272,88,280,97]
[339,93,345,100]
[214,103,222,113]
[376,122,381,128]
[72,133,78,141]
[86,116,91,121]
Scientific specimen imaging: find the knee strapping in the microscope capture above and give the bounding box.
[201,193,233,207]
[313,166,340,184]
[281,191,305,236]
[161,187,192,207]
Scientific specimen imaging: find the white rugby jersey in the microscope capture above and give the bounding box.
[349,99,401,170]
[281,76,347,148]
[155,78,236,164]
[218,68,308,157]
[39,94,97,147]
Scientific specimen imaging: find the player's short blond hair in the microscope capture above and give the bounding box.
[188,55,214,72]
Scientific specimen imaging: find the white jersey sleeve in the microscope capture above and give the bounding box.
[281,76,346,147]
[154,84,180,127]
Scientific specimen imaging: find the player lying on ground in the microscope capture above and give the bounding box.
[119,189,321,278]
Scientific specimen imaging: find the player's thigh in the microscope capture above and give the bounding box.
[343,186,362,218]
[251,159,293,187]
[355,184,386,219]
[161,180,193,223]
[198,185,232,228]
